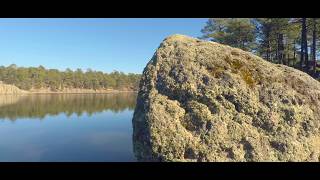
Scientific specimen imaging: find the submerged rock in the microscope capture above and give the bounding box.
[132,34,320,162]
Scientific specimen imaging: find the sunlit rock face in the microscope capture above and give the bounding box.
[0,82,27,95]
[132,34,320,162]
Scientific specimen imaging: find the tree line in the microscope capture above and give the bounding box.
[0,64,141,91]
[201,18,319,77]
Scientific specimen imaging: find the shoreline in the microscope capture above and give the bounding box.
[0,82,138,95]
[0,90,138,95]
[27,90,137,94]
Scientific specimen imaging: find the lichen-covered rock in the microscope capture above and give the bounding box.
[132,34,320,162]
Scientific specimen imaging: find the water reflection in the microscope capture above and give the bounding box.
[0,93,137,121]
[0,93,137,162]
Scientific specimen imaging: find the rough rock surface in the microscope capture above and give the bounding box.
[132,34,320,162]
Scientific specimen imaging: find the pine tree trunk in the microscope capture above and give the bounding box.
[293,40,296,67]
[303,18,309,70]
[266,31,270,61]
[277,34,280,64]
[312,18,317,76]
[276,42,279,64]
[277,34,284,64]
[300,18,306,70]
[286,40,290,66]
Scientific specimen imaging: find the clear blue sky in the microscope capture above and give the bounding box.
[0,18,207,74]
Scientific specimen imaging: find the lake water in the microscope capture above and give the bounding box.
[0,93,137,162]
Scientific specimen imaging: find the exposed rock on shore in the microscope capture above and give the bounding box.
[0,82,27,94]
[132,34,320,162]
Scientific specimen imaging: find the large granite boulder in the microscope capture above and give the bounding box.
[132,34,320,162]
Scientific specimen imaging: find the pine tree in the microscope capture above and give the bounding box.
[201,18,256,51]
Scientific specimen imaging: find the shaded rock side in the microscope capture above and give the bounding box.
[132,34,320,162]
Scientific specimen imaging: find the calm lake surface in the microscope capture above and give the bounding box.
[0,93,137,162]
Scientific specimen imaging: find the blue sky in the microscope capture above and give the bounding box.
[0,18,207,74]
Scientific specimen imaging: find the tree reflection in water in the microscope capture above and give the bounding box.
[0,93,137,121]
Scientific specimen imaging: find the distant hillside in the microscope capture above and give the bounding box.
[0,64,141,91]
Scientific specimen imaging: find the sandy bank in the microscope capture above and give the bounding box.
[0,83,137,94]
